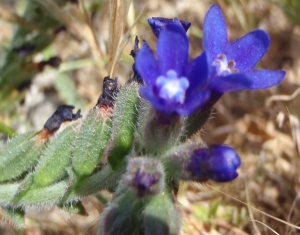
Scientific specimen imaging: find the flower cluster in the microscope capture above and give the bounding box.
[134,4,286,184]
[135,4,285,116]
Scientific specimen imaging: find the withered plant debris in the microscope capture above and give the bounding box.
[12,43,36,56]
[43,105,82,133]
[96,76,119,108]
[129,36,144,84]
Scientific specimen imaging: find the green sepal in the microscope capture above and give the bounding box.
[143,190,181,235]
[10,181,68,206]
[73,108,111,178]
[98,187,144,235]
[59,201,88,216]
[0,131,42,182]
[62,163,125,203]
[1,180,69,208]
[32,125,78,187]
[108,82,140,170]
[0,183,20,206]
[1,207,25,229]
[0,164,124,207]
[162,143,203,182]
[181,94,221,142]
[143,110,183,154]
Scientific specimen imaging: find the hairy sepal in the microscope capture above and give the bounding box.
[108,82,140,170]
[73,108,111,178]
[59,201,88,216]
[143,190,181,235]
[32,124,78,187]
[0,131,42,182]
[98,188,144,235]
[0,207,25,229]
[143,110,184,154]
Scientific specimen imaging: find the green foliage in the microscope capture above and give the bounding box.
[0,122,16,138]
[0,0,66,112]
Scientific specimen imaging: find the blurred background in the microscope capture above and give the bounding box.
[0,0,300,234]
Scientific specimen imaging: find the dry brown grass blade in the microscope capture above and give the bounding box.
[249,220,280,235]
[108,0,131,78]
[115,5,145,73]
[0,6,47,34]
[266,87,300,106]
[245,181,261,235]
[205,183,300,231]
[287,113,300,155]
[286,193,300,235]
[36,0,106,74]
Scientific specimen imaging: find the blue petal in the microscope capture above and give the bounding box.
[139,87,174,113]
[210,73,252,93]
[176,90,210,116]
[135,43,160,87]
[242,69,285,89]
[186,52,209,90]
[156,24,189,76]
[174,18,191,32]
[203,4,228,61]
[225,30,270,71]
[148,17,191,38]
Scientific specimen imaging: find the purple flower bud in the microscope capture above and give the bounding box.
[148,17,191,38]
[187,145,241,182]
[123,157,164,198]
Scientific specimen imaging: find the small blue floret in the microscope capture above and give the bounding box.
[135,24,209,116]
[203,4,285,93]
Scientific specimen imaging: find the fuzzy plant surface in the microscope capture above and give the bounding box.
[0,4,285,235]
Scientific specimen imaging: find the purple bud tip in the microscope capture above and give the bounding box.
[124,157,164,198]
[187,145,241,182]
[148,17,191,38]
[131,169,160,197]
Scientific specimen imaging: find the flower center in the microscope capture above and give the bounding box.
[212,54,239,76]
[156,70,189,104]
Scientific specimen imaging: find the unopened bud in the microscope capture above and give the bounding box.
[186,145,241,182]
[124,157,164,198]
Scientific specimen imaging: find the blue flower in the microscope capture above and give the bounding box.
[148,17,191,38]
[135,24,210,116]
[186,145,241,182]
[203,4,285,93]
